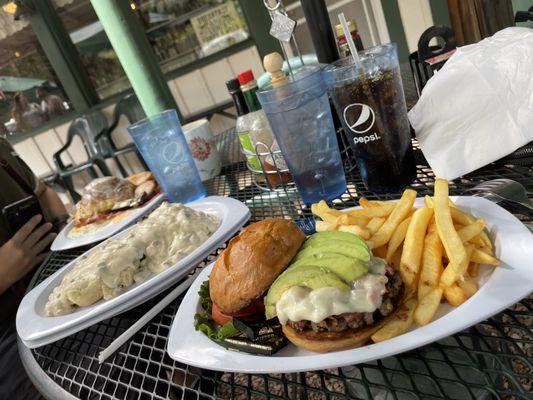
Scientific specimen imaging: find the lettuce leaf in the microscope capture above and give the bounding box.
[194,279,239,340]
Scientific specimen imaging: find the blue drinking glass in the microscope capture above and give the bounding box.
[257,66,347,204]
[128,109,205,203]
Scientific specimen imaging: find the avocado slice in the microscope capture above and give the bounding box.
[302,231,368,249]
[289,253,368,283]
[265,265,349,319]
[294,241,371,263]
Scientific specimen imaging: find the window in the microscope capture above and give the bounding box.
[54,0,250,98]
[54,0,129,99]
[0,7,71,135]
[134,0,250,73]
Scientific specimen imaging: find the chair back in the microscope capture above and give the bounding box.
[114,93,146,124]
[409,25,457,97]
[67,111,109,159]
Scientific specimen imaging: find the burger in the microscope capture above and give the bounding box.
[264,231,405,353]
[208,218,306,325]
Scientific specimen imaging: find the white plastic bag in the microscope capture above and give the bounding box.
[409,27,533,180]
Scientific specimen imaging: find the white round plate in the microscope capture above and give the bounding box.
[51,193,165,251]
[167,196,533,373]
[17,196,250,348]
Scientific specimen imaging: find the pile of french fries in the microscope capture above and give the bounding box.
[311,178,500,342]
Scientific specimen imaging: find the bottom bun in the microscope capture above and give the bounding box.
[281,312,398,353]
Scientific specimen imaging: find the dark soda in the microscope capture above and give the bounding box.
[326,45,416,193]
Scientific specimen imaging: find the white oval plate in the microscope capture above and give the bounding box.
[17,196,250,348]
[167,196,533,373]
[51,193,165,251]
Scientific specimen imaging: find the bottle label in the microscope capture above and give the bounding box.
[236,130,261,170]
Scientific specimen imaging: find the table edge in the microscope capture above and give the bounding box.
[18,338,78,400]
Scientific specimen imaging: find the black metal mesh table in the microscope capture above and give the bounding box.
[19,129,532,400]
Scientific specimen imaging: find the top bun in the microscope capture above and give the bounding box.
[209,219,306,314]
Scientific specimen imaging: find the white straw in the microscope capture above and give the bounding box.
[98,268,202,363]
[338,13,360,63]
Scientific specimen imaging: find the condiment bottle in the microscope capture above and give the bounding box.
[335,20,364,58]
[237,70,276,156]
[226,78,261,171]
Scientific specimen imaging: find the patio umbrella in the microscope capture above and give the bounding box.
[0,76,45,92]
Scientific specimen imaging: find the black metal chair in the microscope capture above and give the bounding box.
[409,25,457,96]
[95,93,148,172]
[53,111,112,202]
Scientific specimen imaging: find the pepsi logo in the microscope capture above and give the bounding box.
[343,103,375,134]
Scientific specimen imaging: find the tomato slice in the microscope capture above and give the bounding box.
[230,298,265,317]
[211,303,233,325]
[211,298,265,325]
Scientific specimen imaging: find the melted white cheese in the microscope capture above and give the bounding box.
[45,203,220,316]
[275,258,389,325]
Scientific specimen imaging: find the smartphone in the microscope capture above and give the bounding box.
[2,196,45,237]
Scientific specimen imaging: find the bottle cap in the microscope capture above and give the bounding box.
[237,70,255,86]
[226,78,241,92]
[335,20,357,37]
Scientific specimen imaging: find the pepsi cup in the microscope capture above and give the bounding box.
[324,44,416,193]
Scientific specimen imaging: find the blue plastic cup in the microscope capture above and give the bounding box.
[128,109,205,203]
[257,66,346,204]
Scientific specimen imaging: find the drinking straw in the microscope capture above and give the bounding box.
[338,13,360,64]
[98,268,202,363]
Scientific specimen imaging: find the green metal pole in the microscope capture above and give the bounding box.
[26,0,99,110]
[90,0,179,118]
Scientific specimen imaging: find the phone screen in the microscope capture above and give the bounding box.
[2,196,44,237]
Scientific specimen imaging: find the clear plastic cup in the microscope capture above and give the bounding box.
[324,44,416,194]
[257,66,346,204]
[128,109,205,203]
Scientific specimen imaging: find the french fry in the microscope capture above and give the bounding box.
[424,195,456,208]
[368,189,417,249]
[320,212,342,224]
[469,262,479,277]
[458,219,486,243]
[440,245,474,287]
[359,197,384,208]
[385,217,412,262]
[443,284,468,306]
[458,277,478,298]
[450,207,493,250]
[414,287,443,326]
[346,204,396,219]
[337,224,371,240]
[311,201,343,218]
[418,232,443,300]
[371,298,417,343]
[338,213,370,227]
[400,207,434,287]
[434,179,467,271]
[366,217,386,235]
[471,248,500,266]
[427,218,437,233]
[315,220,337,232]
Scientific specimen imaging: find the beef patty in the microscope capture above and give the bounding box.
[288,266,403,333]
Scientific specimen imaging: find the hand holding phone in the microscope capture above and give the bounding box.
[0,215,56,294]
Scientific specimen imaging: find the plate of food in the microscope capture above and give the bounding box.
[17,196,251,348]
[167,180,533,373]
[51,172,164,251]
